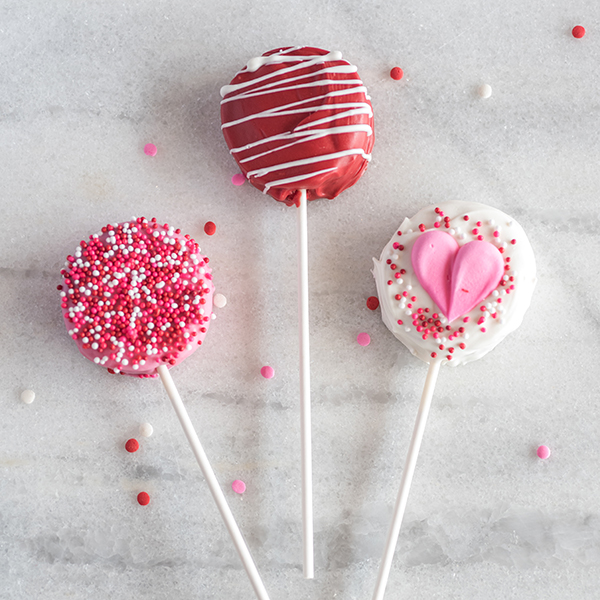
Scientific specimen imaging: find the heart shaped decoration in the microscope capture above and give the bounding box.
[411,231,504,323]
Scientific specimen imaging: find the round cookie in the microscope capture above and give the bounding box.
[221,46,374,206]
[59,218,214,377]
[373,202,536,366]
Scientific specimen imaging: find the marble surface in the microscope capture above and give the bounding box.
[2,1,600,599]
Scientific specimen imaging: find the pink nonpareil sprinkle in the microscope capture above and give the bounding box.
[260,365,274,379]
[231,479,246,494]
[357,332,371,346]
[232,173,246,186]
[537,445,551,459]
[144,143,157,156]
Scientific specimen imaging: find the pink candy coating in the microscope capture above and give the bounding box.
[260,365,274,379]
[357,332,371,346]
[537,445,551,459]
[232,479,246,494]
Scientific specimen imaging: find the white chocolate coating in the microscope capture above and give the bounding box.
[373,202,536,366]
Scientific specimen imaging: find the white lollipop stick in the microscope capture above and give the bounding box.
[297,188,314,579]
[372,360,441,600]
[157,365,271,600]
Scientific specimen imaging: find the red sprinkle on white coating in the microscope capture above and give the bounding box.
[59,217,214,378]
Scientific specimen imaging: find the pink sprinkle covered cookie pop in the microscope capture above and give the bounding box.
[221,47,374,577]
[60,218,213,377]
[370,201,536,600]
[59,218,270,600]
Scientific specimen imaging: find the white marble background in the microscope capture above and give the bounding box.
[2,1,600,598]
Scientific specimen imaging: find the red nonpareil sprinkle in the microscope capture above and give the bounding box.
[431,352,437,358]
[204,221,216,235]
[511,239,517,245]
[418,224,426,232]
[137,492,150,505]
[572,25,586,38]
[125,438,140,453]
[390,66,404,80]
[463,215,469,221]
[366,296,380,310]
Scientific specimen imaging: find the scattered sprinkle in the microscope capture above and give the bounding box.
[478,84,492,99]
[213,293,227,308]
[204,221,216,236]
[232,173,246,186]
[144,143,157,157]
[232,479,246,494]
[390,67,404,81]
[260,365,274,379]
[125,438,140,453]
[572,25,585,38]
[20,389,35,404]
[366,296,380,310]
[139,423,154,437]
[357,332,371,346]
[537,445,551,460]
[137,491,150,505]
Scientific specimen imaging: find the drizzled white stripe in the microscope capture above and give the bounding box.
[263,167,337,193]
[222,94,371,130]
[220,68,361,104]
[220,52,349,98]
[230,122,373,155]
[239,124,373,164]
[247,149,372,179]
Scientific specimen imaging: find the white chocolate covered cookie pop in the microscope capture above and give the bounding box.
[373,201,536,366]
[370,201,536,600]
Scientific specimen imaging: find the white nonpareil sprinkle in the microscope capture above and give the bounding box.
[478,83,492,99]
[20,389,35,404]
[213,293,227,308]
[140,423,154,437]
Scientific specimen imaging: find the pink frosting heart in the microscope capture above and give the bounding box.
[411,231,504,323]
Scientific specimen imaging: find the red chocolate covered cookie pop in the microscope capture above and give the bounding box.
[221,46,374,206]
[221,47,374,578]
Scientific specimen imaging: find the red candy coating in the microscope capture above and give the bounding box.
[220,47,374,207]
[60,218,214,378]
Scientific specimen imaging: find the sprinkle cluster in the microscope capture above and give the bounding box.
[385,207,518,362]
[59,217,213,377]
